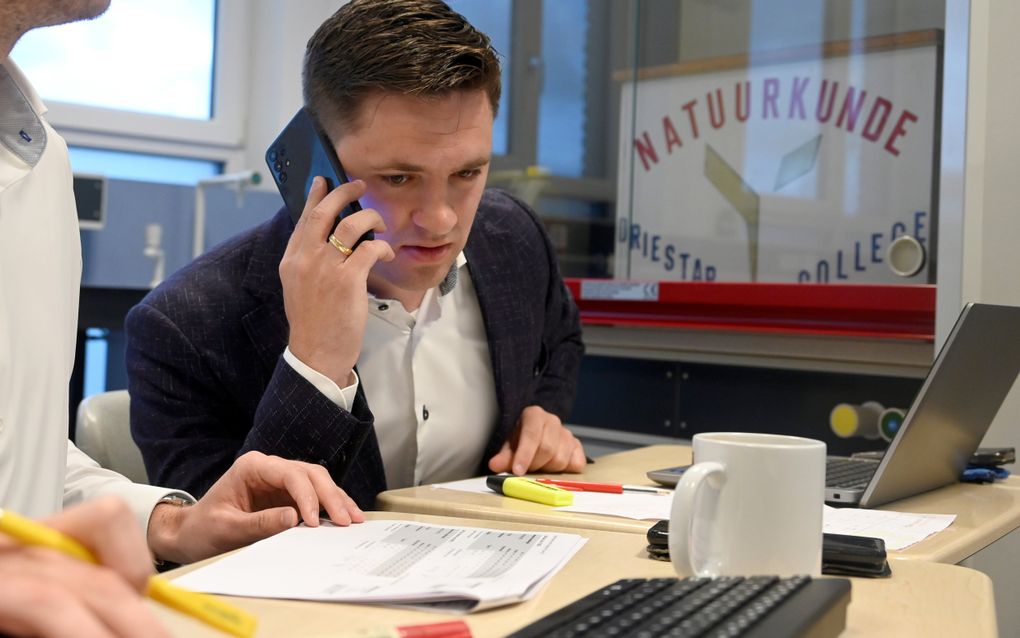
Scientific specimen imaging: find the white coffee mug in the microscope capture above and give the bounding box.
[669,432,826,577]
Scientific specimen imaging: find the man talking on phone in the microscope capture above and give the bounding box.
[126,0,587,508]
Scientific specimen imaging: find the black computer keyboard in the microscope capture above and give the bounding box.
[507,575,851,638]
[826,457,880,489]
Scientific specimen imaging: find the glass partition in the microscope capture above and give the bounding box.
[539,1,947,459]
[492,1,944,286]
[616,1,942,286]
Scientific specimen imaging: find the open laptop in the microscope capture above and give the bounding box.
[824,302,1020,507]
[648,303,1020,509]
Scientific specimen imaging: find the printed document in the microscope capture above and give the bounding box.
[823,505,955,550]
[173,520,586,612]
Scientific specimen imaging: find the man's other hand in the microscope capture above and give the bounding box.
[488,406,586,476]
[0,498,170,638]
[147,451,364,564]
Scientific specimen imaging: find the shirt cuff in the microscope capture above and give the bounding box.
[103,484,195,538]
[283,346,358,410]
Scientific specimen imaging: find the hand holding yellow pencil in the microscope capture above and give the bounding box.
[0,507,257,638]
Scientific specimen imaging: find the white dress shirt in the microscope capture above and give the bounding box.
[0,60,182,530]
[285,253,499,488]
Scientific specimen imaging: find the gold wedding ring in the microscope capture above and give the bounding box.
[328,234,354,256]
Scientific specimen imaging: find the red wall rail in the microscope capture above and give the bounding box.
[564,280,936,341]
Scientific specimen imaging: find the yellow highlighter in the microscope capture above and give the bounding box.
[0,508,257,638]
[485,475,574,506]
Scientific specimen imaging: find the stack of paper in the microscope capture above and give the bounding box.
[173,520,587,613]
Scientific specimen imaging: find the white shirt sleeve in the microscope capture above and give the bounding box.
[282,346,359,410]
[64,442,194,535]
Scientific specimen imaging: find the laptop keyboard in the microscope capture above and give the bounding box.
[826,457,880,489]
[507,576,851,638]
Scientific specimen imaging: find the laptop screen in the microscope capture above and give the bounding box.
[857,303,1020,508]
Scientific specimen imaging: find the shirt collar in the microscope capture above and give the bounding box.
[0,58,48,178]
[3,59,47,117]
[438,251,468,297]
[368,251,469,308]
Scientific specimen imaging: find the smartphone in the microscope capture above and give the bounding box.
[822,533,886,565]
[647,520,887,560]
[646,519,669,547]
[265,108,373,244]
[971,446,1016,466]
[646,465,690,487]
[646,520,890,576]
[822,532,891,577]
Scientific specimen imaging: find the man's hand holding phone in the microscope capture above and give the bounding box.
[280,177,393,387]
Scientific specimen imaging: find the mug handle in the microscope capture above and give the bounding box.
[669,461,726,577]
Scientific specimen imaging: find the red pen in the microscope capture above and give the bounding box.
[534,479,623,493]
[535,479,668,494]
[353,620,473,638]
[397,620,472,638]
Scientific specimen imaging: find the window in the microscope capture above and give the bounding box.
[82,328,109,399]
[452,0,613,183]
[69,147,221,185]
[446,0,512,156]
[538,0,590,177]
[12,0,216,120]
[7,0,246,165]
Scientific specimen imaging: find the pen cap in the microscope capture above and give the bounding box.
[485,475,509,493]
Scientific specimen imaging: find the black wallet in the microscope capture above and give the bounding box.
[645,520,891,577]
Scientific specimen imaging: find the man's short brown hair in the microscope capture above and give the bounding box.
[303,0,501,137]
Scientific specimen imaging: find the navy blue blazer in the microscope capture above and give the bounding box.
[125,189,584,509]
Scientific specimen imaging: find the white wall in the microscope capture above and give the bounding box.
[239,0,346,186]
[939,0,1020,452]
[958,1,1020,310]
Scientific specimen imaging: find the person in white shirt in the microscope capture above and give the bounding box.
[126,0,587,509]
[0,2,363,636]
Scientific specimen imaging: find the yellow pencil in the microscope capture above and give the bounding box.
[0,507,257,638]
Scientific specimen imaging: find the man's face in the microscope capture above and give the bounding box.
[334,89,493,301]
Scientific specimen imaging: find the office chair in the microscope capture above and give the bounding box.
[75,390,150,484]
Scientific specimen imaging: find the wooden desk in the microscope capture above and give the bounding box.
[158,512,996,637]
[376,445,686,535]
[875,473,1020,563]
[377,444,1020,563]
